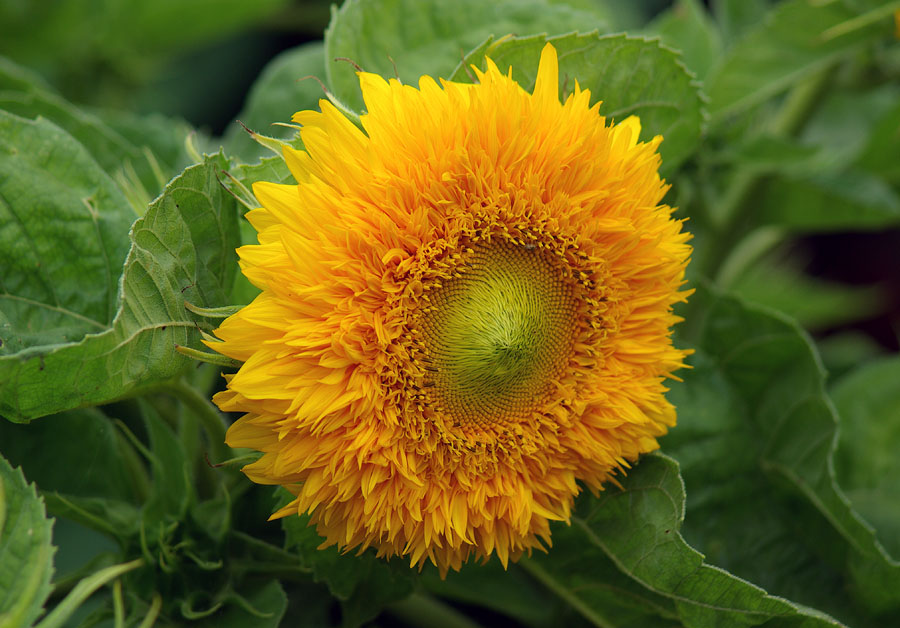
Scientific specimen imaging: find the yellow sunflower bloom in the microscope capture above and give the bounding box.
[210,43,692,575]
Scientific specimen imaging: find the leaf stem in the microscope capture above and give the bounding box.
[518,558,615,628]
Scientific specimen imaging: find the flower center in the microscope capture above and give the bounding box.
[419,238,578,428]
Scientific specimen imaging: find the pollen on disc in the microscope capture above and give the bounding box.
[418,238,579,428]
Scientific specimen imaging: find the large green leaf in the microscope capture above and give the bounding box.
[755,170,900,231]
[831,358,900,561]
[527,453,843,628]
[706,0,895,122]
[733,83,900,233]
[664,288,900,623]
[140,400,192,525]
[711,0,770,46]
[728,254,884,330]
[324,0,609,114]
[449,32,704,174]
[645,0,723,82]
[0,112,134,354]
[798,84,900,174]
[0,408,136,501]
[714,134,821,174]
[0,56,189,200]
[0,144,240,421]
[0,454,55,628]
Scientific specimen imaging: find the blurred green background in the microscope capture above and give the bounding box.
[0,0,330,132]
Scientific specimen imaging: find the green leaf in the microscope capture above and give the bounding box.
[855,99,900,184]
[645,0,723,81]
[191,490,232,545]
[712,0,770,46]
[49,519,119,587]
[527,453,843,628]
[450,32,704,174]
[281,499,415,627]
[91,106,194,183]
[0,150,240,421]
[0,111,134,355]
[728,255,884,330]
[324,0,609,114]
[706,0,895,122]
[0,56,188,200]
[799,84,900,173]
[42,494,140,542]
[817,331,887,382]
[140,400,192,523]
[0,0,290,101]
[223,43,326,163]
[665,288,900,622]
[738,84,900,233]
[0,454,55,628]
[715,134,822,174]
[546,0,649,32]
[831,358,900,561]
[231,156,295,190]
[755,169,900,231]
[0,408,138,501]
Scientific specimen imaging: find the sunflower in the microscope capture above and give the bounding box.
[209,44,692,574]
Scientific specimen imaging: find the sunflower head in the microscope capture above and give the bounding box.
[210,44,691,575]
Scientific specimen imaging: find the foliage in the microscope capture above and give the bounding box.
[1,0,898,626]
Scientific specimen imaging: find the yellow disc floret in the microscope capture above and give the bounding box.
[420,237,578,428]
